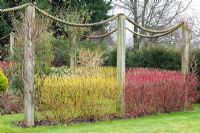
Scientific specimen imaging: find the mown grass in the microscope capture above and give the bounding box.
[0,104,200,133]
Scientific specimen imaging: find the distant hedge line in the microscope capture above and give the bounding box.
[106,47,200,71]
[105,47,182,70]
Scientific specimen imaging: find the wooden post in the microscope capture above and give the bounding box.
[9,32,14,56]
[24,4,35,127]
[9,32,14,90]
[70,33,77,71]
[181,22,190,74]
[117,14,126,113]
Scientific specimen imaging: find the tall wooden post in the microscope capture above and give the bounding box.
[70,33,77,71]
[181,22,190,74]
[9,32,14,56]
[9,32,14,90]
[24,4,35,127]
[117,14,126,113]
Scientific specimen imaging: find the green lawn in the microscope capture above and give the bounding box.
[0,105,200,133]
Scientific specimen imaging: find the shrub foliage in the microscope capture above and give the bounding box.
[125,68,199,117]
[0,91,23,114]
[105,47,181,70]
[126,47,181,70]
[0,61,10,73]
[0,69,8,92]
[78,49,105,67]
[35,67,199,122]
[36,67,120,122]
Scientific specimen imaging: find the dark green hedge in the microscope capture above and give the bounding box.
[105,47,181,71]
[126,47,181,70]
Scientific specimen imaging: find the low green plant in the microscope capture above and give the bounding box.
[0,69,8,92]
[46,66,72,76]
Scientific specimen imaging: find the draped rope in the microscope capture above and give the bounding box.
[35,6,120,27]
[0,3,31,13]
[0,3,185,38]
[76,29,117,39]
[126,24,181,38]
[126,17,184,34]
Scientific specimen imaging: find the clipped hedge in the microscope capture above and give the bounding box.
[126,47,181,70]
[105,47,181,70]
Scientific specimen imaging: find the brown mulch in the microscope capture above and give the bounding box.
[15,114,125,128]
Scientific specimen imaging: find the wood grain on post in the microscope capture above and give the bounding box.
[24,4,35,127]
[70,33,77,71]
[117,14,126,113]
[9,32,14,56]
[181,22,190,74]
[9,32,14,90]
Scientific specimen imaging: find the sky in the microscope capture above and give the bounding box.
[111,0,200,15]
[191,0,200,11]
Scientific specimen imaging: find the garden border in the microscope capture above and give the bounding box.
[0,2,191,127]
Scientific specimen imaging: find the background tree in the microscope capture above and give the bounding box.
[0,1,15,46]
[112,0,192,49]
[49,0,112,36]
[0,0,112,39]
[0,0,50,46]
